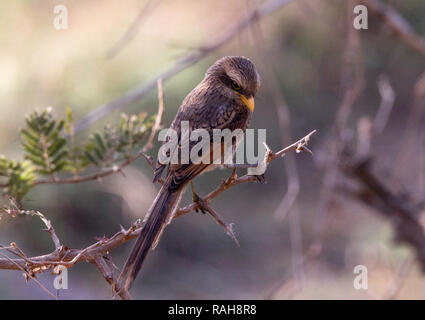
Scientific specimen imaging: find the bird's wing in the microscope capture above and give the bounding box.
[154,87,238,182]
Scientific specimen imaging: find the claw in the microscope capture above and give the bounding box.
[190,181,207,214]
[255,174,267,184]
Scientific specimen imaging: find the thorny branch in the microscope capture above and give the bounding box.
[0,130,316,299]
[176,130,316,216]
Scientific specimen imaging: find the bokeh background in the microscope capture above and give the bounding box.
[1,0,425,299]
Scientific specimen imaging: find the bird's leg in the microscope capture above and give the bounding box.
[190,181,207,214]
[189,181,239,246]
[223,164,266,184]
[254,174,267,184]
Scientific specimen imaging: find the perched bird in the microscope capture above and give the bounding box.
[119,56,260,291]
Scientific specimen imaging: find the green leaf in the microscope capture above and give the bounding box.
[4,160,36,200]
[48,137,67,155]
[21,108,69,175]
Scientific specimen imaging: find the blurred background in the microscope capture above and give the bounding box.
[0,0,425,299]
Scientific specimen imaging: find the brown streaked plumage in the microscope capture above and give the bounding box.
[119,56,260,291]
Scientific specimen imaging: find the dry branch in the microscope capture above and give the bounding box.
[0,130,317,299]
[142,78,164,152]
[176,130,316,216]
[107,0,160,59]
[92,255,133,300]
[32,151,146,186]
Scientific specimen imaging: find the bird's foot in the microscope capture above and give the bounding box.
[189,181,239,246]
[190,181,208,214]
[254,174,267,184]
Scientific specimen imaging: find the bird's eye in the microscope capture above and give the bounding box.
[231,81,241,91]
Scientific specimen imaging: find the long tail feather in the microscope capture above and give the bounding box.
[119,177,182,290]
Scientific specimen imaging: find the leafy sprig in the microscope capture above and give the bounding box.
[0,107,156,201]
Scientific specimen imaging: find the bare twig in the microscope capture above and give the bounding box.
[373,75,395,135]
[0,251,58,300]
[31,150,147,186]
[92,255,133,300]
[190,181,239,246]
[32,211,61,250]
[270,130,316,160]
[1,199,61,250]
[0,220,142,271]
[142,78,165,152]
[107,0,160,59]
[176,130,316,216]
[356,117,372,158]
[393,70,425,180]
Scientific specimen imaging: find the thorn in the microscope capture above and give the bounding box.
[225,223,240,247]
[118,168,127,177]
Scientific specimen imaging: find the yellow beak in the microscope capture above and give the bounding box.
[240,95,255,112]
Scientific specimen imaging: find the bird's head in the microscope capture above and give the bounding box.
[205,56,260,112]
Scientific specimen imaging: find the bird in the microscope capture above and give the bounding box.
[118,56,260,291]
